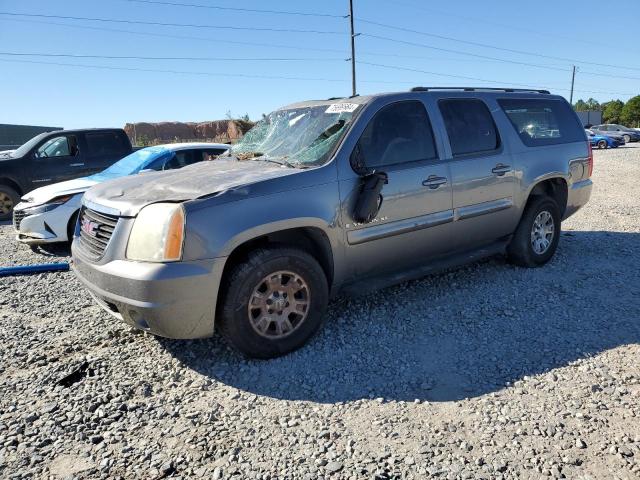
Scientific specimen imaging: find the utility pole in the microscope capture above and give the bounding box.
[349,0,357,96]
[569,65,576,105]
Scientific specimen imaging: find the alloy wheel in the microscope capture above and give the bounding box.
[0,192,14,215]
[530,210,555,255]
[247,270,310,339]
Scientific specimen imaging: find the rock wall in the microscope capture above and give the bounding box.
[123,120,254,145]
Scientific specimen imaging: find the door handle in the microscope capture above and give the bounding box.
[491,164,512,176]
[422,175,447,189]
[69,163,85,167]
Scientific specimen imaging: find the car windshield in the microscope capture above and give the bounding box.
[228,103,361,167]
[89,146,172,179]
[10,132,55,158]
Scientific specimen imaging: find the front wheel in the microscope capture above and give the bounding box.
[597,139,608,149]
[0,185,20,221]
[623,134,631,144]
[219,247,329,359]
[507,196,561,267]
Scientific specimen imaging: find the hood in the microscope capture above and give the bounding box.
[83,158,302,217]
[21,177,99,205]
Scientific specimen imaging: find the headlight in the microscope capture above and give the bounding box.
[126,203,185,262]
[24,195,73,215]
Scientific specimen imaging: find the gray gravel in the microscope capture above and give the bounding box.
[1,145,639,479]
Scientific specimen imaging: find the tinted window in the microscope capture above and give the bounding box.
[439,99,499,156]
[355,101,437,169]
[163,150,205,170]
[499,99,585,146]
[85,132,129,157]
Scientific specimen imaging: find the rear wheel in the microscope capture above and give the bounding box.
[597,139,608,149]
[219,246,329,359]
[0,185,20,221]
[507,196,561,267]
[623,134,631,144]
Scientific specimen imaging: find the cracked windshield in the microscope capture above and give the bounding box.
[229,103,361,167]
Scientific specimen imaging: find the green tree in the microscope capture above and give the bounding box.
[602,100,624,124]
[573,99,589,111]
[621,96,640,127]
[137,134,151,147]
[585,98,601,111]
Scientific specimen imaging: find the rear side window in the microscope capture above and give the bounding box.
[85,132,129,157]
[498,99,585,146]
[439,99,500,156]
[355,100,437,170]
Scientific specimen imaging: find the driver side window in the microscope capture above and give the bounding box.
[352,101,437,172]
[35,135,77,158]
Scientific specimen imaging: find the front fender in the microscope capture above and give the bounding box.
[181,181,343,262]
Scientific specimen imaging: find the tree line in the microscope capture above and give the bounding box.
[573,95,640,127]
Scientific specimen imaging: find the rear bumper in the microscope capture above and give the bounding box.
[71,247,227,339]
[563,179,592,220]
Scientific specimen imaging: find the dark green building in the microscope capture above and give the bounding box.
[0,124,62,150]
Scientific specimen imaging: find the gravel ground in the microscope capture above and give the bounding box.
[1,145,639,480]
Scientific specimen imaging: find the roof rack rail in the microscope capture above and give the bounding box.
[410,87,550,94]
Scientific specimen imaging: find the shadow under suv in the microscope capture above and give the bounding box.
[71,87,593,358]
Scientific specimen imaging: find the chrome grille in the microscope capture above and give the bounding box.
[78,207,119,260]
[13,209,27,231]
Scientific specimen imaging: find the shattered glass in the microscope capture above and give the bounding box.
[229,104,360,168]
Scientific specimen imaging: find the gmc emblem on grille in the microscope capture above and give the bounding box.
[81,218,99,237]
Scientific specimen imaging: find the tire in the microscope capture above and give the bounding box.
[0,185,20,221]
[507,196,561,268]
[623,134,631,144]
[597,139,608,149]
[218,246,329,359]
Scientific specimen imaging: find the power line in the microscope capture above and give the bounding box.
[0,12,346,34]
[383,0,628,52]
[0,58,349,82]
[0,52,346,62]
[0,18,350,55]
[122,0,348,18]
[357,61,637,96]
[0,17,574,69]
[357,60,550,89]
[358,19,640,72]
[1,57,633,96]
[361,33,571,72]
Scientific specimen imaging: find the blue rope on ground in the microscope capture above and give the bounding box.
[0,262,70,277]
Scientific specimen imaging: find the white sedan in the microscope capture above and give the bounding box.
[13,142,228,245]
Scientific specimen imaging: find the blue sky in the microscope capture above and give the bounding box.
[1,0,638,129]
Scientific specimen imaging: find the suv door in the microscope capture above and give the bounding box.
[83,131,131,174]
[340,100,454,279]
[29,133,84,189]
[437,98,518,250]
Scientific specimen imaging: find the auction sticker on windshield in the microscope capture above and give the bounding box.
[325,103,359,114]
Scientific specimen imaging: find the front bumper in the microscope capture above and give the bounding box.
[71,246,227,339]
[563,179,592,220]
[14,199,81,245]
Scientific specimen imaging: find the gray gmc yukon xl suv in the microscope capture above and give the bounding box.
[72,88,593,358]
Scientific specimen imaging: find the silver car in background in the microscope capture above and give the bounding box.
[71,88,592,358]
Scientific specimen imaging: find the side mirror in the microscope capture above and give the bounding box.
[353,171,388,224]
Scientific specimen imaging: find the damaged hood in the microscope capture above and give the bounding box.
[83,158,302,216]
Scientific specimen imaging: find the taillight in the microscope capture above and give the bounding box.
[586,141,593,178]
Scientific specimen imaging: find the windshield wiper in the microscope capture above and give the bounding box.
[258,157,300,169]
